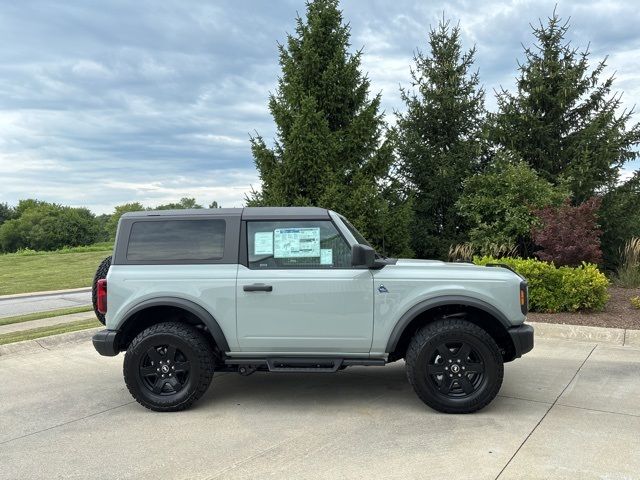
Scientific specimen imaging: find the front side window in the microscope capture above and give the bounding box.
[339,215,373,248]
[127,219,225,262]
[247,221,351,269]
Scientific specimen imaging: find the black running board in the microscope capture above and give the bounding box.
[268,358,341,372]
[224,357,385,372]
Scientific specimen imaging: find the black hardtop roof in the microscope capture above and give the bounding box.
[121,206,331,220]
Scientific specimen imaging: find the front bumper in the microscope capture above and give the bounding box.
[508,323,534,358]
[92,329,120,356]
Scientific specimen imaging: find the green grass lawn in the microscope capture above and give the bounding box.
[0,244,112,295]
[0,305,93,325]
[0,318,101,345]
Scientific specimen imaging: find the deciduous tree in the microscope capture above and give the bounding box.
[456,153,567,251]
[155,197,203,210]
[0,202,100,252]
[532,197,603,266]
[105,202,146,240]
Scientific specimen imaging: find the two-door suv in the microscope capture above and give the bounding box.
[92,207,533,413]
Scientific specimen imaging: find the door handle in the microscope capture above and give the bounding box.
[243,283,273,292]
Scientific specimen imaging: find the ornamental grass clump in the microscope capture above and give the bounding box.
[448,242,517,262]
[617,238,640,288]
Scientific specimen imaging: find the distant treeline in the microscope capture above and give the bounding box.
[0,198,219,253]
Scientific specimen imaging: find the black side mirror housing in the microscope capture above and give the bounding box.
[351,244,376,267]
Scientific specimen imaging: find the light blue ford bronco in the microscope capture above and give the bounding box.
[92,207,533,413]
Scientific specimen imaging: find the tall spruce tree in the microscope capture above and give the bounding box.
[394,18,485,259]
[247,0,412,256]
[491,11,640,202]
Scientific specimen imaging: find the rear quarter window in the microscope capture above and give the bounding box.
[126,219,225,262]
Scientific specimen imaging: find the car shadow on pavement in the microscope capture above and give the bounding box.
[192,362,522,416]
[198,363,412,408]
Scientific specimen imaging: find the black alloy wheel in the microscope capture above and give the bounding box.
[425,340,486,397]
[139,344,192,395]
[405,319,503,413]
[124,322,214,412]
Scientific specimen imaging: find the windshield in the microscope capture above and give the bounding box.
[339,215,373,248]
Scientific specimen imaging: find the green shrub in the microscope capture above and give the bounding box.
[0,202,101,253]
[631,296,640,309]
[473,256,609,312]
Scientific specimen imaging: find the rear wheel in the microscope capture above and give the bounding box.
[91,255,111,325]
[405,319,503,413]
[123,322,214,412]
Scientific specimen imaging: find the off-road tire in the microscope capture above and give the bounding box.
[91,255,112,324]
[124,322,215,412]
[405,319,503,414]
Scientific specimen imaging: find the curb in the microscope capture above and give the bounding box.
[529,321,640,347]
[0,287,92,301]
[0,327,101,357]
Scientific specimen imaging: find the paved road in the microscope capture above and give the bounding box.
[0,289,91,318]
[0,312,95,335]
[1,337,639,480]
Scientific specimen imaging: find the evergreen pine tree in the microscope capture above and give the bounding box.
[247,0,412,256]
[395,18,485,259]
[492,10,640,202]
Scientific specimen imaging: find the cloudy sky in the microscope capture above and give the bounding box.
[1,0,639,214]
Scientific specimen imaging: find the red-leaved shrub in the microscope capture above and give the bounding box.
[532,197,603,267]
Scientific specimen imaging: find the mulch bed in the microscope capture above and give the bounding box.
[528,287,640,330]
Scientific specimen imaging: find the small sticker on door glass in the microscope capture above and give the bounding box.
[254,231,273,255]
[320,249,333,265]
[274,227,320,258]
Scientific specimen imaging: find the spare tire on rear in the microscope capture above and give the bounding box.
[92,255,112,325]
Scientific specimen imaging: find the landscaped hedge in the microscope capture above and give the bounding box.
[473,256,610,312]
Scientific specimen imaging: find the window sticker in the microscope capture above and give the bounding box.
[320,248,333,265]
[274,227,320,258]
[254,231,273,255]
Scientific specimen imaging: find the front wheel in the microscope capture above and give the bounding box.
[405,319,503,413]
[123,322,214,412]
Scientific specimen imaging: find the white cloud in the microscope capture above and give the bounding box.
[71,60,111,78]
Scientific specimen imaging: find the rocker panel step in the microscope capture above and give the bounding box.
[224,357,387,371]
[267,358,342,372]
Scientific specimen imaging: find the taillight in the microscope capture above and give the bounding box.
[97,279,108,314]
[519,281,528,315]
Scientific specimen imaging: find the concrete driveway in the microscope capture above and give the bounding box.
[1,337,639,480]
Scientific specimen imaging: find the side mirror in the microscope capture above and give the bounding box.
[351,244,376,267]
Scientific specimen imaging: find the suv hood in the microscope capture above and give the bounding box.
[391,258,523,281]
[395,258,447,266]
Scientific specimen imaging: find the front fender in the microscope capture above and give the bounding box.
[385,295,511,353]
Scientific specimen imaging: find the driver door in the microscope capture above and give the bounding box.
[236,219,374,353]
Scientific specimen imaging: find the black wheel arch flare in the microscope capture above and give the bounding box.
[118,297,230,352]
[385,296,514,355]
